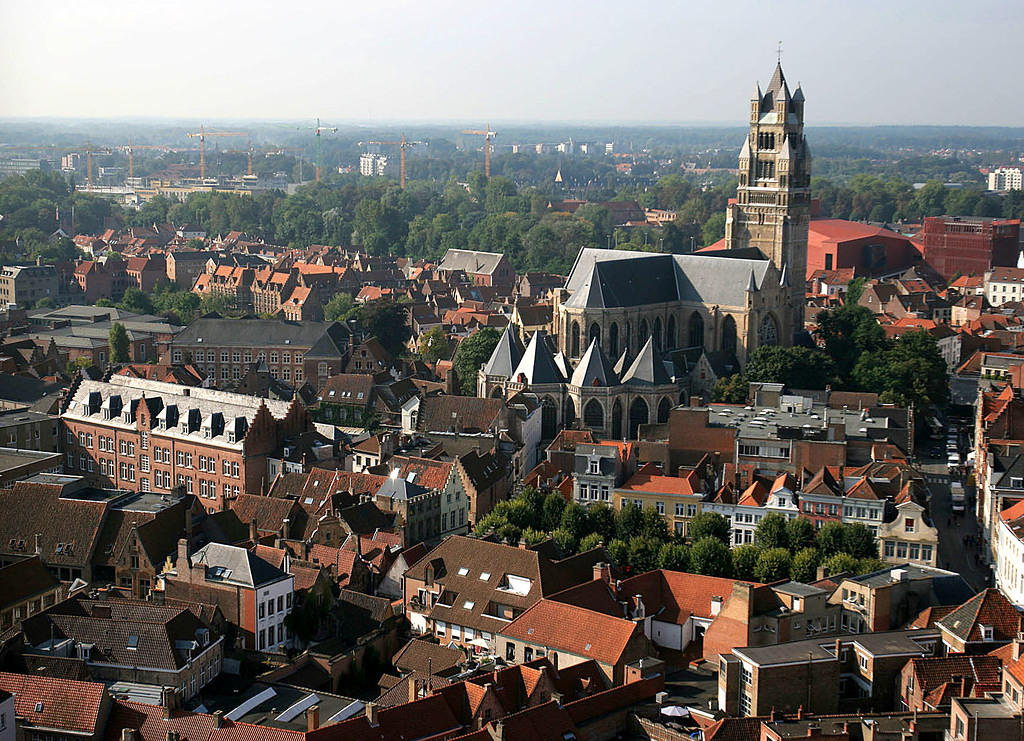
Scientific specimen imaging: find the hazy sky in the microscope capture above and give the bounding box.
[2,0,1021,126]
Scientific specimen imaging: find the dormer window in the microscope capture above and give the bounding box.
[588,459,600,475]
[982,625,994,641]
[1011,477,1024,489]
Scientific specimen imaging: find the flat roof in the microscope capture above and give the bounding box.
[734,629,940,667]
[700,403,898,442]
[0,448,61,471]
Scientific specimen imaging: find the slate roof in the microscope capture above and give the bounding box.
[375,474,430,501]
[937,589,1022,644]
[511,332,565,385]
[482,324,525,377]
[189,542,290,589]
[173,318,349,353]
[620,337,672,385]
[437,249,506,276]
[563,248,772,311]
[416,395,505,434]
[569,338,618,387]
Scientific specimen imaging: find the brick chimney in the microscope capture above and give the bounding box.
[250,518,259,542]
[306,705,320,732]
[365,702,378,727]
[160,686,175,720]
[212,711,223,729]
[593,562,612,584]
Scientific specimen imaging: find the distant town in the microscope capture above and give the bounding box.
[3,58,1024,741]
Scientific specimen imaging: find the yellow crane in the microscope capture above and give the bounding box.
[363,133,421,189]
[462,124,497,178]
[0,143,112,188]
[185,125,248,179]
[121,143,173,179]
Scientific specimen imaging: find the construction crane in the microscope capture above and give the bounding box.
[218,141,257,176]
[462,124,497,178]
[363,133,421,189]
[185,125,248,179]
[0,143,113,189]
[121,143,172,179]
[297,118,338,182]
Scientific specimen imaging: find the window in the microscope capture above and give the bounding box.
[318,362,328,376]
[232,351,240,363]
[904,518,915,533]
[675,503,685,516]
[506,643,516,661]
[220,351,229,363]
[259,602,265,618]
[884,541,895,557]
[463,600,475,610]
[921,545,933,562]
[268,599,275,615]
[140,455,150,472]
[656,501,665,515]
[435,621,446,636]
[270,351,279,363]
[177,450,185,466]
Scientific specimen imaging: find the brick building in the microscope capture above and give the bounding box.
[0,264,58,306]
[61,374,316,511]
[920,216,1021,282]
[169,317,350,388]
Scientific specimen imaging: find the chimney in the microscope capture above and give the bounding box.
[176,538,189,574]
[551,691,563,708]
[35,532,42,556]
[365,702,379,727]
[306,705,320,732]
[490,720,505,741]
[689,395,704,408]
[710,595,723,617]
[834,638,844,663]
[593,562,612,584]
[160,686,174,720]
[249,518,259,542]
[551,651,558,671]
[121,730,137,741]
[797,705,804,720]
[213,711,224,729]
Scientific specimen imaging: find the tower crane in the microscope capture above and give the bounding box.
[363,133,421,189]
[0,143,111,189]
[184,125,248,179]
[297,118,338,182]
[461,124,497,178]
[121,143,173,179]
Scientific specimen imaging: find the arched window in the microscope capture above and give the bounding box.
[563,397,576,426]
[490,386,504,398]
[609,323,619,357]
[666,315,676,350]
[688,312,704,349]
[583,399,604,430]
[653,317,663,350]
[611,399,623,440]
[628,398,649,439]
[758,314,779,347]
[657,397,672,423]
[589,323,600,347]
[570,321,580,357]
[638,318,649,344]
[541,397,558,439]
[721,315,737,355]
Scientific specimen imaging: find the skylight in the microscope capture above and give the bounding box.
[463,600,475,610]
[584,643,592,651]
[479,572,491,581]
[127,635,139,650]
[457,567,469,576]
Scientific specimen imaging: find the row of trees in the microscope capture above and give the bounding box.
[476,486,884,582]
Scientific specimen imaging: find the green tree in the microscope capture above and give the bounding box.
[712,374,748,403]
[820,552,858,577]
[496,523,522,545]
[731,544,763,581]
[687,512,731,545]
[521,527,546,545]
[856,557,887,575]
[658,543,690,571]
[579,532,604,552]
[754,547,793,582]
[606,539,628,568]
[842,524,877,560]
[754,513,789,549]
[355,302,409,356]
[587,502,617,542]
[616,502,645,540]
[815,303,887,380]
[452,327,500,395]
[541,493,567,531]
[625,536,661,574]
[560,502,590,541]
[816,522,847,557]
[791,547,821,583]
[743,346,839,391]
[701,212,726,245]
[690,537,733,577]
[418,326,449,364]
[199,292,237,317]
[786,517,817,552]
[118,287,153,315]
[324,292,355,321]
[108,322,130,363]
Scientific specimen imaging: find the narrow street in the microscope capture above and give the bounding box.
[920,456,990,591]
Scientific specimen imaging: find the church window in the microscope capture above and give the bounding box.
[666,315,676,349]
[570,321,580,357]
[688,312,704,349]
[589,323,600,346]
[657,397,672,423]
[638,318,649,344]
[759,314,779,347]
[721,316,737,355]
[583,399,604,430]
[609,323,619,356]
[653,317,663,350]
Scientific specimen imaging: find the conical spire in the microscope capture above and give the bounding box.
[553,351,573,380]
[746,270,758,292]
[752,81,763,101]
[620,336,671,385]
[613,347,632,376]
[766,62,786,95]
[483,324,525,378]
[511,332,564,385]
[779,263,789,287]
[570,338,618,387]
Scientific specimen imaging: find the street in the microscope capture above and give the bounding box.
[919,455,989,591]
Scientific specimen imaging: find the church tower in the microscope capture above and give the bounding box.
[724,62,811,336]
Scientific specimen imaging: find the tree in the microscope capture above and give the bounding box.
[815,303,887,380]
[452,327,500,395]
[521,528,546,546]
[199,292,237,317]
[541,493,567,531]
[856,557,887,575]
[786,517,817,551]
[418,326,448,364]
[842,524,877,560]
[616,502,645,540]
[791,548,821,583]
[731,544,762,581]
[587,502,617,542]
[701,212,726,245]
[356,302,409,356]
[496,523,522,545]
[579,532,604,553]
[690,537,733,578]
[560,502,590,541]
[820,552,858,577]
[108,322,130,364]
[606,539,628,568]
[118,287,153,315]
[626,536,661,574]
[754,548,793,583]
[658,543,690,571]
[754,513,789,549]
[712,373,747,403]
[816,522,847,557]
[324,292,355,321]
[687,512,731,545]
[743,346,838,391]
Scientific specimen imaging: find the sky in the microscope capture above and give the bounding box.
[1,0,1022,126]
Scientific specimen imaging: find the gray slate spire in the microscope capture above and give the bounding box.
[511,332,565,385]
[620,337,672,386]
[570,338,618,387]
[482,324,526,378]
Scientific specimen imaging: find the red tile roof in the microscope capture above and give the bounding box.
[0,671,107,735]
[500,599,639,666]
[937,589,1022,644]
[618,469,699,497]
[618,570,757,624]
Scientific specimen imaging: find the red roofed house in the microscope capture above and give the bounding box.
[612,464,703,537]
[806,219,922,280]
[0,672,112,741]
[936,588,1022,654]
[899,654,1002,712]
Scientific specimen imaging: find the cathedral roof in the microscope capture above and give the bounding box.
[564,248,772,311]
[613,348,632,376]
[620,337,672,386]
[482,324,525,378]
[553,351,573,380]
[570,338,619,388]
[511,332,564,385]
[766,62,789,97]
[739,137,751,160]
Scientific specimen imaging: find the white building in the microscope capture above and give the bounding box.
[359,153,389,177]
[995,499,1024,607]
[984,267,1024,307]
[989,167,1024,192]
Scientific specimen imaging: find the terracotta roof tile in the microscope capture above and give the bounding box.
[0,671,107,735]
[499,599,639,666]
